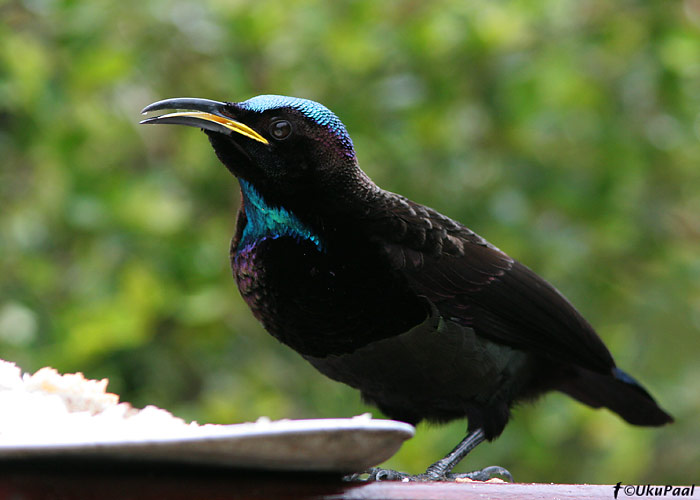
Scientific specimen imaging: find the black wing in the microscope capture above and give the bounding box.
[368,192,615,374]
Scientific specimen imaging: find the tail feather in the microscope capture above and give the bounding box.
[557,367,673,426]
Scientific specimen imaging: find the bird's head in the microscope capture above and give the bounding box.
[141,95,369,212]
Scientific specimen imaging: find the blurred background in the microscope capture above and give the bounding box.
[1,0,699,484]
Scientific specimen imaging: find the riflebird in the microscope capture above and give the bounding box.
[141,95,672,481]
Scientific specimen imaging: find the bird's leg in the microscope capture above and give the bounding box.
[424,428,513,482]
[345,428,512,482]
[423,428,486,479]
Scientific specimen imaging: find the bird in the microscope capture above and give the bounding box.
[140,95,673,481]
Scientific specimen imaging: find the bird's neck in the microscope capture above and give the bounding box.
[238,179,324,251]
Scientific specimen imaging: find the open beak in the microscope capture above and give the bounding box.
[140,97,269,145]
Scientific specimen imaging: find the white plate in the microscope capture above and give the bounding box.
[0,417,414,473]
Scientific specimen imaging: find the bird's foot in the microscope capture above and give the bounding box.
[344,465,513,482]
[344,467,413,482]
[423,463,513,482]
[448,465,514,482]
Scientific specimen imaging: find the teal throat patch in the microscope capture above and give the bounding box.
[238,179,324,251]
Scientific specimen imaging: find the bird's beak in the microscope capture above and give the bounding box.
[139,97,269,145]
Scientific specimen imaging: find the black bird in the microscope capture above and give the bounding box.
[140,95,673,481]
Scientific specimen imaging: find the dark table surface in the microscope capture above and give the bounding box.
[0,458,629,500]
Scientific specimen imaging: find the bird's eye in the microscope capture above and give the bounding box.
[269,120,293,141]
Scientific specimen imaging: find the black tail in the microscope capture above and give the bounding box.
[557,367,673,426]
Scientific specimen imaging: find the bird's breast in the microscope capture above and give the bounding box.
[231,234,427,357]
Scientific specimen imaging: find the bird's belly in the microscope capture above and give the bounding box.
[303,303,529,424]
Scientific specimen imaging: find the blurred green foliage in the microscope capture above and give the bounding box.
[1,0,699,484]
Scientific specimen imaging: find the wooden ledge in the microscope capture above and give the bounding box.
[0,460,660,499]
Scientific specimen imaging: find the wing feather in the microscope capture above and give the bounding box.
[369,193,615,374]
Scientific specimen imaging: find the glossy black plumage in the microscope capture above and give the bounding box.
[141,95,673,479]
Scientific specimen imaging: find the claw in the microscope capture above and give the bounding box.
[343,468,411,482]
[367,468,412,481]
[344,465,513,483]
[450,465,514,482]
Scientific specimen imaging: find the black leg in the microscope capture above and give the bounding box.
[424,428,486,479]
[345,427,513,482]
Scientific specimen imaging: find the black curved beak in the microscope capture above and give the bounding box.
[140,97,269,145]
